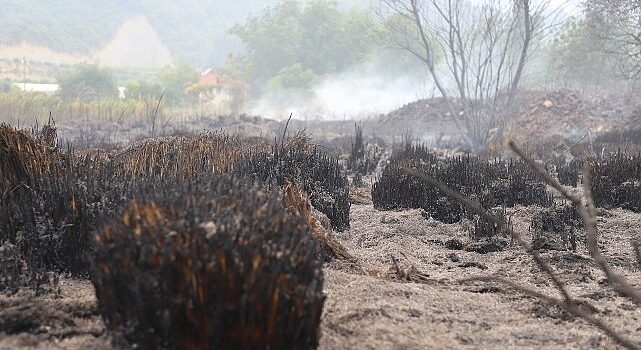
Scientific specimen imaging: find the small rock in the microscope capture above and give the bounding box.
[464,238,508,254]
[447,253,460,262]
[458,262,488,270]
[445,238,464,250]
[380,215,400,224]
[408,309,422,317]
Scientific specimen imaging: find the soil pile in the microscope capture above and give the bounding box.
[379,90,627,143]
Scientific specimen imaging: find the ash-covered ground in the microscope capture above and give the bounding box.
[1,89,641,349]
[2,199,640,349]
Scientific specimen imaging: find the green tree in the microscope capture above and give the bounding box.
[370,13,434,79]
[124,79,163,100]
[230,0,377,95]
[265,63,320,101]
[219,54,252,114]
[545,17,618,92]
[584,0,641,79]
[57,64,117,101]
[156,61,199,105]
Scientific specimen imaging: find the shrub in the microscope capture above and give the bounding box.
[91,176,324,349]
[57,64,117,101]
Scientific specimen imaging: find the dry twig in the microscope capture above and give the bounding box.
[401,140,641,349]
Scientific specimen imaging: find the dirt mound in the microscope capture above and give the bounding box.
[508,90,622,139]
[379,90,626,144]
[382,97,464,124]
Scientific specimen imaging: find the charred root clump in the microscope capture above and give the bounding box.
[530,204,583,251]
[591,152,641,212]
[467,208,511,241]
[557,159,581,187]
[91,176,325,350]
[236,146,350,231]
[372,144,553,233]
[347,124,381,177]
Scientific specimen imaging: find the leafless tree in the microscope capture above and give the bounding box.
[376,0,549,151]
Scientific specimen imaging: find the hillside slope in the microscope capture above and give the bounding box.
[0,0,364,68]
[0,0,274,67]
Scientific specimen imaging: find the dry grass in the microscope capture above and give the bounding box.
[0,123,65,196]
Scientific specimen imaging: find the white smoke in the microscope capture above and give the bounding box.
[248,69,432,121]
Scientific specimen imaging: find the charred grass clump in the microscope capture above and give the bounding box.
[372,144,553,226]
[236,145,350,231]
[1,128,336,348]
[590,152,641,212]
[2,128,338,347]
[0,173,92,275]
[0,123,66,195]
[347,124,381,177]
[91,176,324,349]
[530,204,583,251]
[0,124,91,290]
[114,132,246,177]
[593,127,641,154]
[557,159,581,187]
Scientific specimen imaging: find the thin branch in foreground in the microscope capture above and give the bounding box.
[402,140,641,349]
[462,275,641,350]
[509,141,641,304]
[401,166,573,302]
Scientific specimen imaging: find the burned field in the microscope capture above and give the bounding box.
[1,122,641,349]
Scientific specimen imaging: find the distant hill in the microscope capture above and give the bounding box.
[0,0,365,68]
[0,0,276,67]
[94,16,172,68]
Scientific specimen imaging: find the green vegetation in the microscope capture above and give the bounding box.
[229,0,425,100]
[0,90,169,127]
[0,0,330,67]
[544,17,619,91]
[155,61,199,105]
[52,60,198,105]
[231,1,375,92]
[57,64,117,101]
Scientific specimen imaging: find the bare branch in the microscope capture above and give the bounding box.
[401,166,573,302]
[509,141,641,304]
[464,276,641,350]
[402,140,641,349]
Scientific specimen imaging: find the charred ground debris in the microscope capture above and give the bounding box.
[1,120,641,349]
